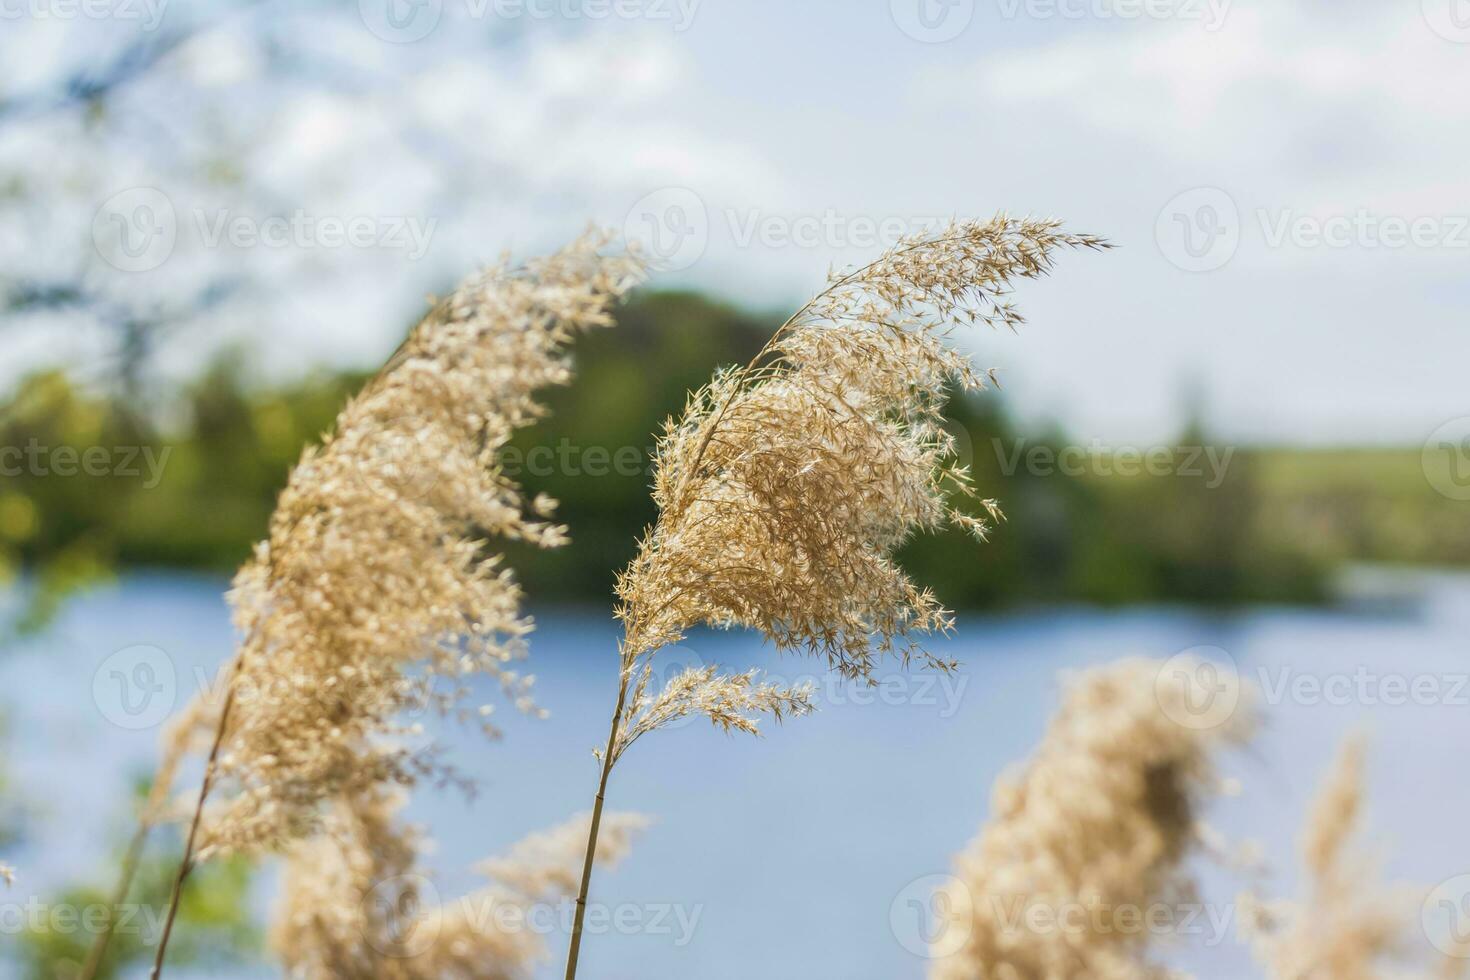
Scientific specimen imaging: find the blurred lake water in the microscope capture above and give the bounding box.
[4,571,1469,978]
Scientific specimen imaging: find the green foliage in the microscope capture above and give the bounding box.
[0,358,364,635]
[18,825,257,980]
[1,290,1457,619]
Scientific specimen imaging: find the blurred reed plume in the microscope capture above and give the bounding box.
[928,657,1253,980]
[1245,737,1405,979]
[142,231,643,978]
[270,791,645,980]
[563,216,1107,978]
[1245,738,1466,980]
[932,661,1464,979]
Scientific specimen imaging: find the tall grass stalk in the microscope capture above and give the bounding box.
[144,232,641,977]
[563,217,1105,979]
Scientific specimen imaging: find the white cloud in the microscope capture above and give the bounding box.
[936,4,1470,180]
[2,0,1464,444]
[0,18,785,388]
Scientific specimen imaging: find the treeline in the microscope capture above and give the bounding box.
[2,291,1462,617]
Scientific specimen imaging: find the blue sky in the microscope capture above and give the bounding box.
[2,0,1467,445]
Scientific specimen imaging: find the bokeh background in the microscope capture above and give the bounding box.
[2,1,1468,977]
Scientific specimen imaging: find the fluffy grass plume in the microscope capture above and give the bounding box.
[933,669,1465,980]
[1245,738,1467,980]
[613,217,1105,763]
[146,231,641,977]
[618,216,1107,680]
[930,657,1252,980]
[172,230,642,858]
[270,792,645,980]
[562,216,1106,979]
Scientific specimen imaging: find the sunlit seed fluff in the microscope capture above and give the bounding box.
[613,665,815,764]
[269,791,645,980]
[164,231,642,859]
[930,657,1253,980]
[617,216,1108,687]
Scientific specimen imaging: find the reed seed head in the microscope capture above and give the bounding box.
[1245,737,1441,980]
[603,217,1102,756]
[617,216,1106,682]
[931,657,1251,980]
[164,231,642,858]
[270,791,646,980]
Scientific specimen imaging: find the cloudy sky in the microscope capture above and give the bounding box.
[2,0,1466,445]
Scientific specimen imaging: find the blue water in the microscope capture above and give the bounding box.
[4,572,1470,978]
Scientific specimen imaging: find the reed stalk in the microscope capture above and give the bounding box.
[562,217,1104,979]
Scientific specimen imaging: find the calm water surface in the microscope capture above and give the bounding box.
[3,572,1468,978]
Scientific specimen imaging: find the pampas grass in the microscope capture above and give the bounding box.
[270,791,645,980]
[930,657,1252,980]
[145,231,643,977]
[563,216,1105,979]
[38,210,1465,979]
[184,232,642,858]
[1245,738,1467,980]
[1245,737,1407,980]
[934,662,1466,980]
[617,216,1107,679]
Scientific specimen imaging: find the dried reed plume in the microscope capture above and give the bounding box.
[563,217,1106,979]
[930,657,1252,980]
[148,231,642,978]
[270,791,645,980]
[932,667,1465,980]
[1245,738,1465,980]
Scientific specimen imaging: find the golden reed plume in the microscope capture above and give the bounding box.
[144,231,643,978]
[563,216,1107,979]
